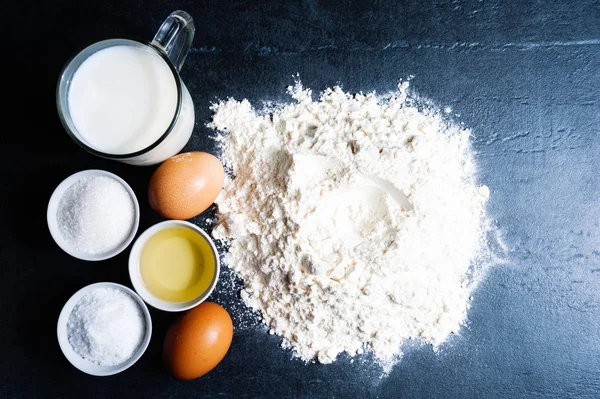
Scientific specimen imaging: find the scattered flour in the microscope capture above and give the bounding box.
[210,82,490,371]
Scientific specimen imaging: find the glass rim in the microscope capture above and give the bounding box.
[56,37,183,160]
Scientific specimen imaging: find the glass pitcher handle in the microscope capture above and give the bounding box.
[152,10,195,72]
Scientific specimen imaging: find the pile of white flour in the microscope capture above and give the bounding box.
[210,82,490,370]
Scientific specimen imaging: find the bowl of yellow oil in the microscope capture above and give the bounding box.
[128,220,219,312]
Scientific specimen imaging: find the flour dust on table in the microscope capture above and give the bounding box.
[210,81,492,373]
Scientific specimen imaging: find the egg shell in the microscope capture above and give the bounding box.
[149,152,224,220]
[163,302,233,380]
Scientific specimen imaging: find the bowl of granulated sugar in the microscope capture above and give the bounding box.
[57,282,152,376]
[47,169,140,261]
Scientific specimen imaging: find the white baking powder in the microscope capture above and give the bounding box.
[211,82,490,371]
[57,175,135,255]
[67,287,145,366]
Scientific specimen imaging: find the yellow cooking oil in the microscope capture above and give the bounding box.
[140,226,215,303]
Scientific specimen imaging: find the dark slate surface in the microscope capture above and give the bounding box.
[3,0,600,398]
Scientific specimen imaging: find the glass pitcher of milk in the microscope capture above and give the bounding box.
[57,11,196,166]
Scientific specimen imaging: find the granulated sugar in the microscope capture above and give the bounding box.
[57,175,135,255]
[210,82,490,371]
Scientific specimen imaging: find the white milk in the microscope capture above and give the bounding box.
[68,45,194,165]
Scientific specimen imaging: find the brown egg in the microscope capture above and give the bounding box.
[149,152,224,220]
[163,302,233,380]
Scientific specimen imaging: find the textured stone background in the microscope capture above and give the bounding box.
[2,1,600,397]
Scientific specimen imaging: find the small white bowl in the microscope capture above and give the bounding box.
[47,169,140,261]
[129,220,220,312]
[57,282,152,376]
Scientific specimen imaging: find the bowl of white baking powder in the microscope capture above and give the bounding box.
[57,282,152,376]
